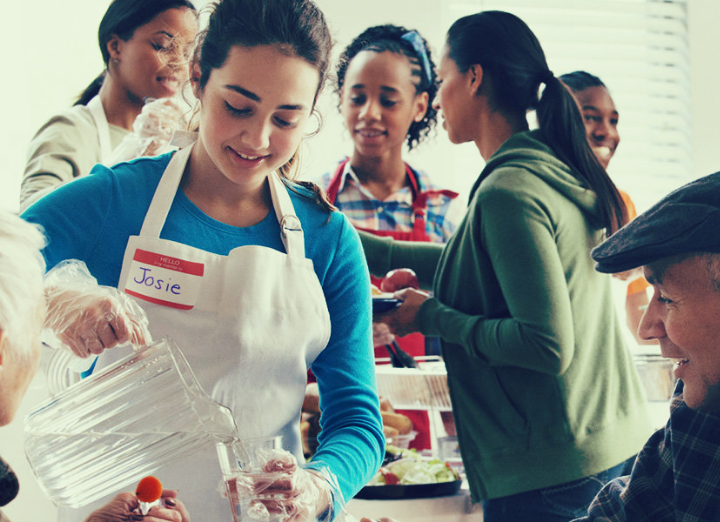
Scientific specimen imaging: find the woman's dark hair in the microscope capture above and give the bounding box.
[447,11,626,234]
[335,24,438,151]
[194,0,335,211]
[75,0,197,106]
[558,70,605,94]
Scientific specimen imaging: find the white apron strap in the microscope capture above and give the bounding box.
[87,96,112,165]
[268,172,305,258]
[139,145,194,238]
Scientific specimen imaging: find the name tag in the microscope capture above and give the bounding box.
[124,249,204,310]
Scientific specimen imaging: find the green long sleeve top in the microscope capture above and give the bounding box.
[360,130,654,501]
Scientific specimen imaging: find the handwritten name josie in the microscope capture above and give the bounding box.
[133,267,181,295]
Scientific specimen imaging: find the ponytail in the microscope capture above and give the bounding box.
[537,76,627,235]
[74,72,106,106]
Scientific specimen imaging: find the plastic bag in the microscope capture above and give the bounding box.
[42,260,151,360]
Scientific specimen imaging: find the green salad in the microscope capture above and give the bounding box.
[367,446,459,486]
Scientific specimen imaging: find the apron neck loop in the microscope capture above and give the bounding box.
[268,172,305,258]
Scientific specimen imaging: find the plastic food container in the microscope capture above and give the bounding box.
[633,354,677,402]
[375,357,451,411]
[387,430,418,449]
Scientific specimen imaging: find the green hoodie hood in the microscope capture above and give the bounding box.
[470,130,601,227]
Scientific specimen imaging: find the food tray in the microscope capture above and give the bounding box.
[375,358,451,411]
[355,479,462,500]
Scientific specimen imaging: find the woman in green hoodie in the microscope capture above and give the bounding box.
[363,10,654,522]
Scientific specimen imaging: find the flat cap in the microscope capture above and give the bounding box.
[592,172,720,273]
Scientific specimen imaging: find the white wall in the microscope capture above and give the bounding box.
[2,1,719,520]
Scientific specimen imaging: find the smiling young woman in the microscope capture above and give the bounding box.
[21,0,384,520]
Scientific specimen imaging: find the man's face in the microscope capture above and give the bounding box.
[640,254,720,412]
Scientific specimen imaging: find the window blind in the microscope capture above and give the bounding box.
[441,0,691,212]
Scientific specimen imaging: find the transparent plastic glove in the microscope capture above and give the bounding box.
[108,97,188,165]
[230,448,339,522]
[42,260,151,358]
[84,490,189,522]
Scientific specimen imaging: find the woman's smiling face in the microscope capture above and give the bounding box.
[339,50,428,160]
[111,7,198,101]
[195,44,319,186]
[573,85,620,169]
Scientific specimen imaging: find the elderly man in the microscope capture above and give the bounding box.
[574,172,720,521]
[0,211,188,522]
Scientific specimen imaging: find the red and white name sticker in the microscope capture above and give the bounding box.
[124,249,204,310]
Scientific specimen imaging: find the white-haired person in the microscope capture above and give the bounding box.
[0,211,189,522]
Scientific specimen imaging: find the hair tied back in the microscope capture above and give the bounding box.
[401,30,433,88]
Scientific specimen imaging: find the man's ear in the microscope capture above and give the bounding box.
[468,64,484,96]
[107,35,122,61]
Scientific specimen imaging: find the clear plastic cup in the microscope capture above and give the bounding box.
[218,435,285,522]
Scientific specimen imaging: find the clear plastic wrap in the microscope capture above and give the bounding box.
[108,97,189,165]
[222,443,348,522]
[42,260,151,360]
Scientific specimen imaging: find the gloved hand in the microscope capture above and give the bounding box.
[43,260,151,358]
[109,97,188,164]
[134,97,188,156]
[84,490,189,522]
[229,448,337,522]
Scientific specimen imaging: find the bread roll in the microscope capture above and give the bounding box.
[382,411,413,435]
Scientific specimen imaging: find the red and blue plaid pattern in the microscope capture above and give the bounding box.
[318,161,462,243]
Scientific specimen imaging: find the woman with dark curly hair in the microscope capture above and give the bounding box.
[319,23,463,348]
[315,25,464,451]
[321,24,462,244]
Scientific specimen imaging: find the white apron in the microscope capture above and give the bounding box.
[86,95,113,165]
[58,144,331,521]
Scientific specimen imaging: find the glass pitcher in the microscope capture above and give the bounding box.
[24,337,239,508]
